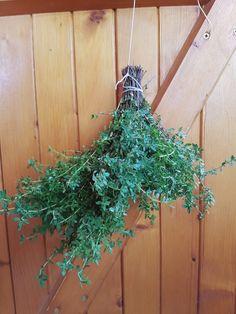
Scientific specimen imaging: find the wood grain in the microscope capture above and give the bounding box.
[74,10,116,148]
[116,7,160,314]
[123,218,160,314]
[116,7,158,104]
[159,6,200,314]
[159,6,199,82]
[0,144,15,314]
[33,12,79,287]
[160,120,200,314]
[88,258,123,314]
[154,0,236,132]
[198,50,236,314]
[0,0,210,17]
[0,15,47,314]
[33,12,78,161]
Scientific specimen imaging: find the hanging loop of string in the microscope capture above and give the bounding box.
[197,0,213,39]
[115,0,143,96]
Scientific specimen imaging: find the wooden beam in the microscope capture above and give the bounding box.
[0,0,210,17]
[151,0,214,110]
[154,0,236,131]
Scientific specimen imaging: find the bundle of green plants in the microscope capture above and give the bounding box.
[0,66,235,287]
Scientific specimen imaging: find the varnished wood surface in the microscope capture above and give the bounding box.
[199,48,236,314]
[0,15,48,313]
[74,10,116,148]
[88,258,123,314]
[159,6,200,314]
[0,3,235,313]
[0,0,210,17]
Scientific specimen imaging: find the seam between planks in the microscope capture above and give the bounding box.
[31,13,50,296]
[0,139,17,314]
[71,11,80,150]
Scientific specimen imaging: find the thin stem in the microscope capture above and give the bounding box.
[59,207,80,225]
[159,149,176,158]
[58,185,86,224]
[41,250,58,270]
[139,186,161,204]
[66,150,96,185]
[0,197,67,215]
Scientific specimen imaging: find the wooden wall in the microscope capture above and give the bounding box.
[0,6,235,314]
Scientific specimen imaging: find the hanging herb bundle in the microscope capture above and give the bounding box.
[0,66,235,287]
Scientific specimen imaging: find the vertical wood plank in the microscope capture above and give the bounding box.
[199,52,236,314]
[0,144,15,314]
[33,12,78,160]
[160,121,200,314]
[117,7,158,103]
[74,9,121,313]
[116,8,159,314]
[33,11,79,287]
[88,258,123,314]
[159,6,198,82]
[0,15,47,314]
[74,10,116,148]
[123,222,160,314]
[159,6,200,314]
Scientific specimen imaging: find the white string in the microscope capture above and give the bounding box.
[123,86,143,94]
[115,72,129,90]
[115,71,143,91]
[197,0,213,35]
[115,0,143,95]
[127,0,136,66]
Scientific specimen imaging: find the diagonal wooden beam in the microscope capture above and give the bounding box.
[151,0,214,111]
[0,0,210,17]
[154,0,236,131]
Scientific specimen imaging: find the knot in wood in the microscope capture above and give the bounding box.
[90,10,105,23]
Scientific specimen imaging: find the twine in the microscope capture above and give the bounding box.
[115,0,144,95]
[197,0,213,37]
